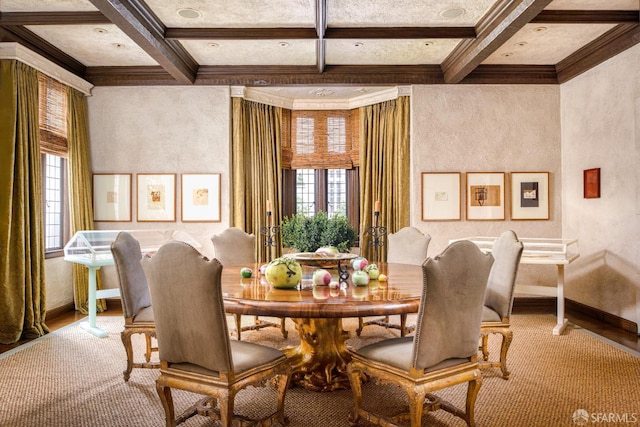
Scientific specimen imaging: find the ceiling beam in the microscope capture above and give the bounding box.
[0,26,86,76]
[87,0,197,84]
[461,65,558,84]
[165,27,317,40]
[0,12,111,26]
[557,23,640,83]
[532,10,639,24]
[442,0,553,84]
[324,27,476,39]
[316,0,326,73]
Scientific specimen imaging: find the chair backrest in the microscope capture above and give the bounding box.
[412,240,493,370]
[485,230,524,319]
[387,227,431,265]
[211,227,257,266]
[144,241,232,373]
[110,232,151,318]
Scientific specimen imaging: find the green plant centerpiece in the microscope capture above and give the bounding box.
[265,256,303,289]
[281,211,356,253]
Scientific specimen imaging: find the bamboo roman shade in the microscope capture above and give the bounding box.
[282,109,359,169]
[38,73,68,156]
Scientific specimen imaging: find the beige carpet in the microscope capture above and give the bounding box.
[1,314,639,427]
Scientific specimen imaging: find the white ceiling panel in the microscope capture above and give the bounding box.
[484,23,617,65]
[327,0,498,26]
[326,39,461,65]
[26,24,158,67]
[145,0,316,28]
[1,0,97,12]
[545,0,639,10]
[181,40,317,66]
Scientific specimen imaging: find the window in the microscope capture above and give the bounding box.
[38,74,69,256]
[282,110,360,236]
[43,154,66,252]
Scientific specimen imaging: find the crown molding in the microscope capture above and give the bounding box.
[235,85,410,110]
[0,42,93,94]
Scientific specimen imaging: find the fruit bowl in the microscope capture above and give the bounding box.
[284,252,358,269]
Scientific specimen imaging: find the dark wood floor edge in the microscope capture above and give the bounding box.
[45,302,75,320]
[513,296,638,335]
[45,299,122,320]
[565,298,638,335]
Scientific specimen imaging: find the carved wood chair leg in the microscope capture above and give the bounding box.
[465,374,482,427]
[120,330,134,382]
[234,313,242,341]
[156,383,176,427]
[499,330,513,380]
[280,318,288,339]
[144,334,152,362]
[400,314,407,337]
[481,334,489,361]
[356,317,364,336]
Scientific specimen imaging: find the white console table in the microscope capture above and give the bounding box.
[450,237,579,335]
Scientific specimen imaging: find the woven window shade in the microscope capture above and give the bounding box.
[283,109,358,170]
[38,73,68,156]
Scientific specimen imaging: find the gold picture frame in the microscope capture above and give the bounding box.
[181,173,221,222]
[421,172,461,221]
[465,172,505,221]
[92,173,132,222]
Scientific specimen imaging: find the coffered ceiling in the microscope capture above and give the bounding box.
[0,0,638,96]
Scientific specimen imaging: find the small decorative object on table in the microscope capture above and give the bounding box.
[260,199,280,260]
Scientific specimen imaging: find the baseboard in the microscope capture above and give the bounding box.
[513,297,556,313]
[565,299,638,335]
[45,302,75,320]
[513,296,638,335]
[45,299,122,320]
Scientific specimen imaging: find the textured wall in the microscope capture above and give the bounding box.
[560,44,640,324]
[86,86,231,290]
[410,85,562,289]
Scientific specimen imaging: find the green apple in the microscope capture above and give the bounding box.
[240,267,253,278]
[265,257,302,289]
[352,270,370,286]
[365,263,379,280]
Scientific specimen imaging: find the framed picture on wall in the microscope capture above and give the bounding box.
[465,172,505,220]
[181,173,221,222]
[421,172,461,221]
[136,173,176,222]
[510,172,550,220]
[92,173,132,222]
[583,168,601,199]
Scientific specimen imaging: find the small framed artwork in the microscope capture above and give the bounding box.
[92,173,132,222]
[510,172,550,220]
[136,174,176,222]
[421,172,461,221]
[181,173,221,222]
[466,172,505,220]
[584,168,601,199]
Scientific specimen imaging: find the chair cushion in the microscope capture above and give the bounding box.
[356,337,469,373]
[169,341,284,377]
[356,337,413,370]
[132,305,154,323]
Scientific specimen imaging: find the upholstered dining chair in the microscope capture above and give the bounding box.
[479,230,524,380]
[110,231,159,381]
[144,241,292,427]
[211,227,287,340]
[347,240,493,427]
[356,226,431,337]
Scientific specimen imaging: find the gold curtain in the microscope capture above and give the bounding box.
[0,60,49,344]
[67,88,105,314]
[359,96,410,262]
[231,98,283,263]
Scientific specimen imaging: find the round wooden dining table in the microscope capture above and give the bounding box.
[221,262,423,391]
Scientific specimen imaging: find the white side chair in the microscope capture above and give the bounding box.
[357,226,431,336]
